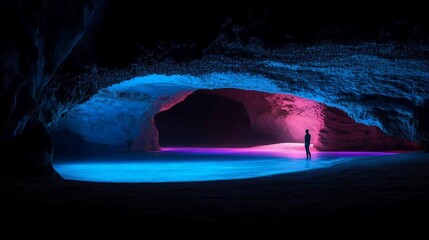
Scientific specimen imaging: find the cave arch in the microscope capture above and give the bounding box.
[53,79,421,158]
[152,88,324,149]
[154,90,276,147]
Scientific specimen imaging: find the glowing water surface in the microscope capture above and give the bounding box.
[54,144,397,183]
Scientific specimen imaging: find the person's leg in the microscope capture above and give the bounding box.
[305,145,309,159]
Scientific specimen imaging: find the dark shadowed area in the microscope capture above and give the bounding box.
[155,90,270,147]
[2,152,429,232]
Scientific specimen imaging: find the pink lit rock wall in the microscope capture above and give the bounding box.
[319,107,420,151]
[151,88,420,151]
[58,84,421,154]
[206,89,324,147]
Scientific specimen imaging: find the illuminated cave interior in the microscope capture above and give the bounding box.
[155,90,259,147]
[53,74,419,156]
[2,0,429,229]
[50,74,421,182]
[154,89,317,147]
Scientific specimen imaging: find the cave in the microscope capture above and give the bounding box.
[50,84,419,183]
[46,80,422,182]
[2,0,429,229]
[154,90,275,147]
[50,79,421,157]
[155,88,422,150]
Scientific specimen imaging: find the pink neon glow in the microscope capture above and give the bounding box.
[210,90,324,147]
[161,143,397,159]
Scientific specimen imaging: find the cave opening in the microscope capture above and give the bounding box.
[52,76,421,159]
[50,75,421,182]
[154,89,277,147]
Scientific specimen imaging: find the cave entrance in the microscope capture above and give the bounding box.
[154,89,277,147]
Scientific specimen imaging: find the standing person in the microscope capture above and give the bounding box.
[305,129,311,160]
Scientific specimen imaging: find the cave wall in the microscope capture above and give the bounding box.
[47,44,429,151]
[0,1,426,177]
[206,89,324,146]
[56,82,420,155]
[319,106,421,151]
[54,74,281,153]
[187,89,419,151]
[130,91,194,151]
[56,82,194,153]
[155,91,257,147]
[0,0,103,176]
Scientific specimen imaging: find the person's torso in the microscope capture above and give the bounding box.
[305,134,311,144]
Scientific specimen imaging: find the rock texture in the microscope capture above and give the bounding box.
[55,80,420,154]
[155,91,256,147]
[55,74,278,152]
[0,0,102,175]
[1,120,58,176]
[1,1,428,176]
[319,106,420,151]
[49,44,429,154]
[205,89,324,146]
[157,89,419,150]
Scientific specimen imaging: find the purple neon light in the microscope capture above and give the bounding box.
[161,143,398,159]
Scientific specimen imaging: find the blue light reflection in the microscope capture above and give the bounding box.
[54,149,396,183]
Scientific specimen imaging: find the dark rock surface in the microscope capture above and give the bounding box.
[155,90,257,147]
[2,152,429,230]
[0,120,57,176]
[0,0,103,175]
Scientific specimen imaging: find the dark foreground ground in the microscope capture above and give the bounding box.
[2,152,429,234]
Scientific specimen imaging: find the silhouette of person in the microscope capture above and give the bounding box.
[305,129,311,160]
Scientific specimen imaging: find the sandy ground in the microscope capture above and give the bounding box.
[1,152,429,234]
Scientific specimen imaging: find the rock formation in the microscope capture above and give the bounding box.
[1,1,427,176]
[0,0,103,176]
[55,75,421,155]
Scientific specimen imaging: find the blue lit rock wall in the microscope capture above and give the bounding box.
[55,68,422,154]
[55,74,281,153]
[259,47,429,143]
[53,44,429,154]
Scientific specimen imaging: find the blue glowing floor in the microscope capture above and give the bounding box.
[54,146,396,183]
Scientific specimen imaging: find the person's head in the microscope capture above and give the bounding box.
[305,129,309,133]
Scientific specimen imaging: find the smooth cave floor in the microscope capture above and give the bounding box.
[1,152,429,233]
